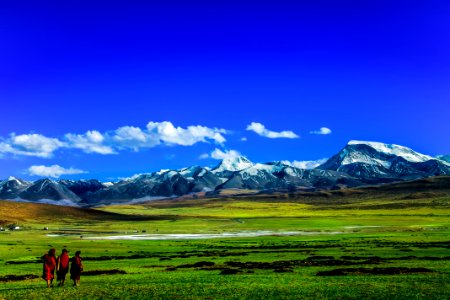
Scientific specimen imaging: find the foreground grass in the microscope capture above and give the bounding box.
[1,232,449,299]
[0,194,449,299]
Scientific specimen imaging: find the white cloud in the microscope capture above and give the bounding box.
[241,137,248,142]
[281,158,328,169]
[309,127,332,135]
[0,134,65,158]
[112,126,159,150]
[65,130,116,154]
[198,153,210,159]
[28,164,87,178]
[0,121,229,158]
[147,121,226,146]
[210,148,242,160]
[199,148,242,160]
[246,122,299,139]
[114,126,147,143]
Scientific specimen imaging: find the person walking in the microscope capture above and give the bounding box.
[70,251,83,286]
[42,248,57,288]
[56,249,70,287]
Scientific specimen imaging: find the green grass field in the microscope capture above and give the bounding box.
[1,180,449,299]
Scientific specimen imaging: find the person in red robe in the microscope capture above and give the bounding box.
[42,248,56,288]
[56,249,70,287]
[70,251,83,286]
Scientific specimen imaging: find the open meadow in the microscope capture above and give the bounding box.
[1,177,449,299]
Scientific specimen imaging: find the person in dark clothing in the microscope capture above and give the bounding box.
[42,248,57,288]
[70,251,83,286]
[56,249,70,287]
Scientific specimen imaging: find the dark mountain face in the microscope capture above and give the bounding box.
[150,173,191,196]
[59,179,106,201]
[1,141,449,206]
[296,169,365,188]
[85,170,200,205]
[189,169,223,192]
[412,160,450,176]
[18,179,81,202]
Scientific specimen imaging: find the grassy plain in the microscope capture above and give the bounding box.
[0,177,449,299]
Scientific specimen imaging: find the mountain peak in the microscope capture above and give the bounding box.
[5,176,29,186]
[35,178,57,184]
[346,140,433,163]
[7,176,22,183]
[212,156,254,173]
[317,140,450,179]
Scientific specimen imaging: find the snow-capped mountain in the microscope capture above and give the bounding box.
[218,162,362,190]
[85,166,223,205]
[0,176,32,198]
[318,141,450,179]
[211,156,254,175]
[1,140,449,206]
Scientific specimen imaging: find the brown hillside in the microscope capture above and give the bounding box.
[0,201,117,225]
[0,200,177,225]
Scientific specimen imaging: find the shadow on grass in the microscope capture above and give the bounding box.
[0,286,39,291]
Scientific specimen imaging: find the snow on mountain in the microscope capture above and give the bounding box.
[218,160,360,190]
[6,176,27,185]
[211,156,254,173]
[178,166,202,179]
[347,141,433,164]
[161,170,179,179]
[236,164,279,181]
[155,169,171,175]
[1,176,30,187]
[281,159,328,170]
[437,155,450,165]
[197,169,207,177]
[239,163,284,178]
[318,140,450,179]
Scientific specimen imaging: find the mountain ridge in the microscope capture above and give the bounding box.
[1,140,449,206]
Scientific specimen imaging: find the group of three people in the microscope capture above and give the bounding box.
[42,248,83,288]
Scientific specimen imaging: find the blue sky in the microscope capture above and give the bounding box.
[0,1,449,180]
